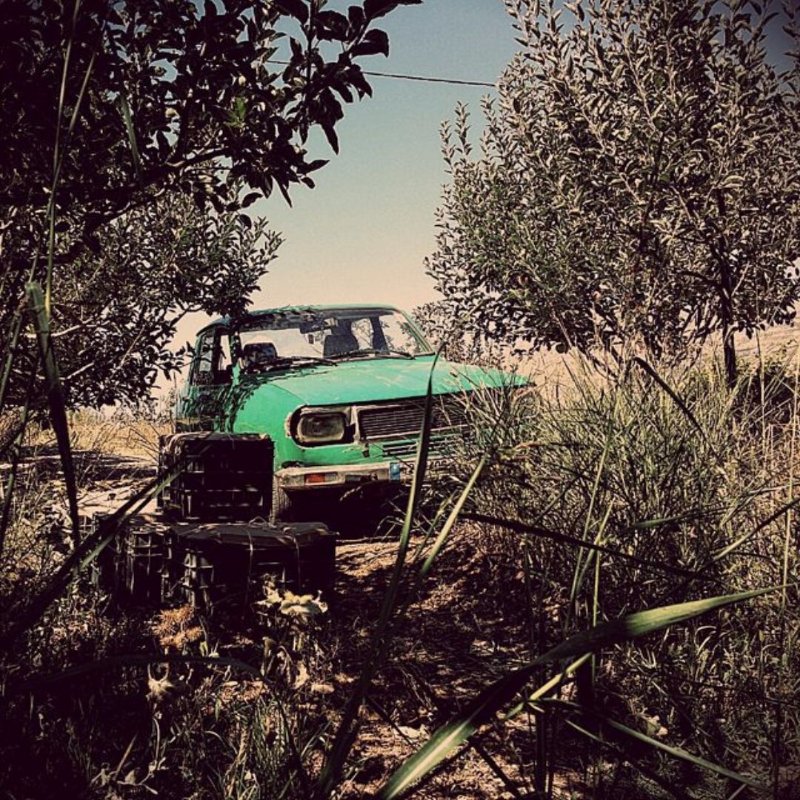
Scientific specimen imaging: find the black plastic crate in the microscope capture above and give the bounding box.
[159,433,273,521]
[90,513,168,605]
[162,521,336,607]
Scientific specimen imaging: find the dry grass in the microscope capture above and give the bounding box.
[58,408,168,461]
[3,339,800,798]
[516,320,800,400]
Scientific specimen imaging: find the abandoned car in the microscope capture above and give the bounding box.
[171,304,521,521]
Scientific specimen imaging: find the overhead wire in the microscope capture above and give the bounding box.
[267,59,495,88]
[358,69,494,87]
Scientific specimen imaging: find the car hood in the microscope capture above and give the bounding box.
[238,355,515,407]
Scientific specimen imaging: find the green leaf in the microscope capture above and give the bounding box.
[348,5,365,28]
[565,709,763,789]
[542,588,775,661]
[315,9,349,39]
[352,28,389,57]
[272,0,308,23]
[377,586,776,799]
[118,94,141,179]
[240,191,261,208]
[364,0,421,20]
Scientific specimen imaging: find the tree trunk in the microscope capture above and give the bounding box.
[714,192,738,389]
[722,325,737,389]
[719,265,738,388]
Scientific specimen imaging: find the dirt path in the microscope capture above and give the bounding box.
[326,535,531,799]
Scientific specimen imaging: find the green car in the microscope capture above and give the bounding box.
[175,304,519,520]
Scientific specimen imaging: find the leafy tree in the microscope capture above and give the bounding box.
[5,195,280,408]
[428,0,800,384]
[413,299,506,365]
[0,0,420,407]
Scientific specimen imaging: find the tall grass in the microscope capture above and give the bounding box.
[377,353,800,799]
[2,350,799,798]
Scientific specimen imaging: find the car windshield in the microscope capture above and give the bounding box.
[236,307,433,370]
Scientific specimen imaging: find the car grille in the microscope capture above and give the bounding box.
[378,432,462,459]
[357,398,467,441]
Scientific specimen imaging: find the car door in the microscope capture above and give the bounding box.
[176,327,233,431]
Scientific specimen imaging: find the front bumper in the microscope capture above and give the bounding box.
[276,460,412,491]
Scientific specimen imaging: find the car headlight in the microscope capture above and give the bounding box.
[295,411,348,445]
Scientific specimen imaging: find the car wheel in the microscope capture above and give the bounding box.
[271,478,295,523]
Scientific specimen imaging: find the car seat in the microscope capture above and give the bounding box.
[240,341,278,369]
[323,333,359,358]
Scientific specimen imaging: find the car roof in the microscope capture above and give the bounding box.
[197,304,403,336]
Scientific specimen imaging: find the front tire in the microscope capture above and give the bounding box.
[271,478,295,523]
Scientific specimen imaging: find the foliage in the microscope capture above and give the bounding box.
[428,0,800,384]
[7,196,280,407]
[412,299,507,366]
[0,577,332,798]
[0,0,420,407]
[434,355,800,797]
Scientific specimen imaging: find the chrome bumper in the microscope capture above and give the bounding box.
[276,461,411,491]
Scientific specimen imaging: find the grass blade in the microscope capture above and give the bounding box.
[0,362,38,555]
[712,492,800,562]
[46,6,101,313]
[316,352,442,797]
[563,718,692,800]
[630,356,709,445]
[0,312,24,414]
[377,586,777,799]
[118,94,142,178]
[462,513,701,579]
[563,707,763,789]
[26,281,80,545]
[419,454,486,579]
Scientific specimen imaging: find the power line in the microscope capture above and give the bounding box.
[268,60,495,88]
[361,69,494,88]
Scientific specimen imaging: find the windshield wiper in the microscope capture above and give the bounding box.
[244,355,337,373]
[286,355,337,366]
[333,348,415,360]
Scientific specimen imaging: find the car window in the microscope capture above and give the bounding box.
[235,308,433,364]
[350,318,374,349]
[192,330,215,385]
[240,329,324,359]
[192,329,231,385]
[218,335,231,373]
[379,316,427,353]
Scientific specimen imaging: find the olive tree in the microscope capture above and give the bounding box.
[428,0,800,384]
[0,0,420,409]
[3,196,281,408]
[413,299,508,365]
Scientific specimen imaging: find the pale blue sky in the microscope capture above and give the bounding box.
[257,0,519,311]
[174,0,519,349]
